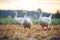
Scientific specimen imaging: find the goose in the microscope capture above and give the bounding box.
[14,11,24,26]
[22,10,33,28]
[37,8,52,31]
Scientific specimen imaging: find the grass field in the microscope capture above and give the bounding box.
[0,25,60,40]
[0,18,60,25]
[0,18,60,40]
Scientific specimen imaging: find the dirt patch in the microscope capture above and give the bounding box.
[0,25,60,40]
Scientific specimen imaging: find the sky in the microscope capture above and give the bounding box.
[0,0,60,13]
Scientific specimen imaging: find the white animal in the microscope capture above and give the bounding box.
[22,10,33,28]
[14,11,24,26]
[37,8,52,30]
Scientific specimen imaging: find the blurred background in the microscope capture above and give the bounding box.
[0,0,60,25]
[0,10,60,25]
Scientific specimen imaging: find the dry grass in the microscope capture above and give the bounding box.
[0,25,60,40]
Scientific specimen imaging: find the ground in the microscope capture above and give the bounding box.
[0,25,60,40]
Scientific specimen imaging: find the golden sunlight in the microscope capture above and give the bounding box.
[0,0,60,13]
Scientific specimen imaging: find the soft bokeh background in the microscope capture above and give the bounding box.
[0,0,60,25]
[0,0,60,13]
